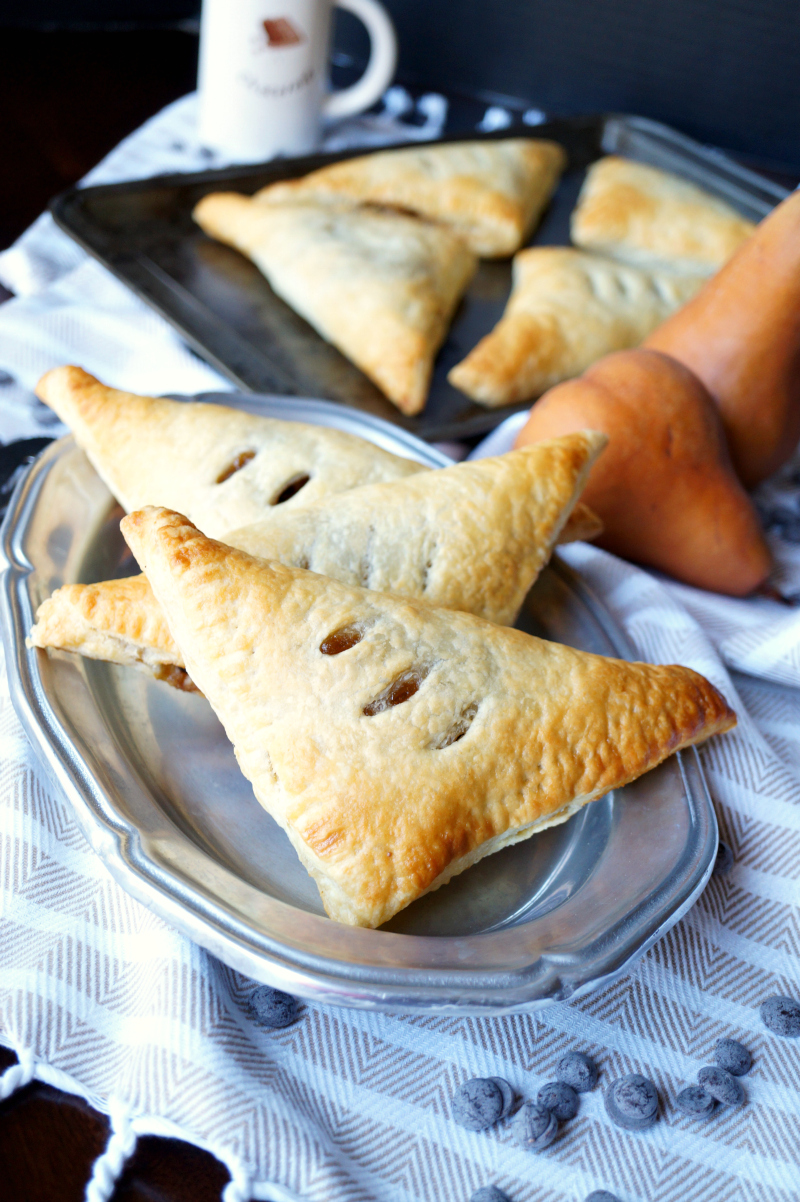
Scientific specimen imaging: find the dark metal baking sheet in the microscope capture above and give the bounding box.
[51,114,787,443]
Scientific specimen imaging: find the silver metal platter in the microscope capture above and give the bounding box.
[0,396,717,1012]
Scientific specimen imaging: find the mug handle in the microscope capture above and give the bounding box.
[323,0,398,120]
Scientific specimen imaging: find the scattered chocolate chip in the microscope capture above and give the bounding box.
[761,994,800,1038]
[698,1066,744,1106]
[585,1193,621,1202]
[714,1038,752,1077]
[713,841,734,875]
[452,1078,507,1131]
[556,1051,598,1093]
[471,1189,510,1202]
[488,1077,515,1118]
[537,1081,579,1121]
[512,1101,558,1150]
[604,1074,659,1130]
[249,986,300,1028]
[675,1085,716,1119]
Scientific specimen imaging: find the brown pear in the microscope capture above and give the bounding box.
[646,189,800,487]
[514,348,771,596]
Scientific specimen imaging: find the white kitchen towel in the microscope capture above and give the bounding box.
[2,542,799,1202]
[1,93,800,1202]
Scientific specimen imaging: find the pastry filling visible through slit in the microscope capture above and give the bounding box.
[272,474,311,505]
[363,667,429,716]
[319,626,363,655]
[216,449,256,483]
[153,663,199,692]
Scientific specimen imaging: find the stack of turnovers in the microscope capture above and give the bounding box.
[30,367,601,682]
[30,365,736,927]
[122,506,736,929]
[450,157,756,406]
[193,138,566,416]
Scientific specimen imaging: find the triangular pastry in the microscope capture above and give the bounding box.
[255,138,567,258]
[448,247,703,406]
[192,194,477,415]
[35,366,423,534]
[571,157,755,274]
[29,574,192,687]
[30,433,606,676]
[121,506,736,928]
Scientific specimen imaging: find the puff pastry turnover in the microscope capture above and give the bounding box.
[449,247,703,405]
[571,156,755,273]
[121,506,736,928]
[35,366,423,533]
[255,138,567,258]
[193,193,476,415]
[29,433,606,676]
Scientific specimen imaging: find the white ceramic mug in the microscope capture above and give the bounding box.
[198,0,398,161]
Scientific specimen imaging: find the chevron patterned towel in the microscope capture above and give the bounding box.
[2,530,800,1202]
[2,92,800,1202]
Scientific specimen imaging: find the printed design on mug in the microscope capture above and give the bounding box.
[262,17,306,47]
[241,13,314,98]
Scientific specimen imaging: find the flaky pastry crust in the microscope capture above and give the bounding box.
[255,138,567,257]
[121,506,736,929]
[571,157,755,273]
[30,433,606,676]
[35,366,423,533]
[193,194,476,414]
[449,247,703,405]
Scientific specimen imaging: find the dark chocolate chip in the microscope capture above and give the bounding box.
[452,1078,505,1131]
[698,1066,744,1106]
[675,1085,716,1119]
[714,1038,752,1076]
[537,1081,579,1121]
[249,986,301,1029]
[471,1189,511,1202]
[511,1101,559,1150]
[604,1074,659,1130]
[713,841,734,875]
[488,1077,515,1118]
[761,994,800,1038]
[585,1193,621,1202]
[556,1051,598,1093]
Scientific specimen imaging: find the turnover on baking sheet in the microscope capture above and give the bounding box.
[121,505,736,929]
[193,193,477,415]
[571,156,755,274]
[29,431,606,680]
[449,247,704,406]
[255,137,566,258]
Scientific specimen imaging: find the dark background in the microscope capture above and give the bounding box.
[1,0,799,252]
[345,0,800,172]
[0,1,797,1197]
